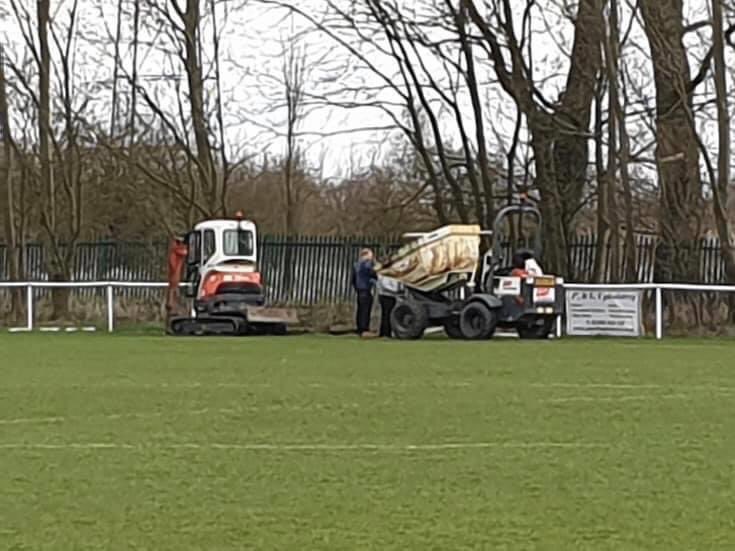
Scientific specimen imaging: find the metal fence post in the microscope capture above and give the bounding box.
[655,286,663,340]
[26,284,33,331]
[106,283,114,333]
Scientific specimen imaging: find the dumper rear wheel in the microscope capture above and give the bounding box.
[391,301,428,340]
[459,302,497,340]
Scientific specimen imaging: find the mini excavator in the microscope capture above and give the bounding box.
[165,212,298,336]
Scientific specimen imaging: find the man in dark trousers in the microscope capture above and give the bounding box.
[377,274,403,338]
[352,248,377,338]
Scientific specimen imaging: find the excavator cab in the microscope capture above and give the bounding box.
[180,219,262,303]
[167,215,297,336]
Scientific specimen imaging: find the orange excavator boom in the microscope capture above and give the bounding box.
[166,237,188,315]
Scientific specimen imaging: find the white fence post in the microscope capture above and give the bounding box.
[106,283,114,333]
[655,286,663,340]
[26,284,33,331]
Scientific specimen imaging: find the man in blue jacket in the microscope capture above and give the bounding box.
[352,248,377,337]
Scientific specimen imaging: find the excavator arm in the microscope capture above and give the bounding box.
[166,238,189,315]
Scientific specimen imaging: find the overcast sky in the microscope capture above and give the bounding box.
[0,0,729,181]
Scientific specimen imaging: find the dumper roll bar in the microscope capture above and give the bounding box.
[492,203,543,260]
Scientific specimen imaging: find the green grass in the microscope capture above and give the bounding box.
[2,335,735,550]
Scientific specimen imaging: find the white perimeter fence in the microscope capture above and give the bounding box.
[0,281,168,334]
[1,281,735,339]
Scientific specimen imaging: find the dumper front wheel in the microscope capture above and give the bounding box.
[459,302,497,340]
[391,301,428,340]
[443,317,463,339]
[517,317,553,339]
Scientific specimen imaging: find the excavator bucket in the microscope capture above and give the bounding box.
[245,306,300,325]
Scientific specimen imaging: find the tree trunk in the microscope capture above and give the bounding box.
[640,0,703,283]
[616,87,637,280]
[604,0,621,282]
[607,0,637,282]
[130,0,140,140]
[592,75,608,283]
[0,46,24,321]
[546,0,603,275]
[456,3,494,228]
[38,0,53,233]
[183,0,217,215]
[530,124,568,276]
[710,0,735,320]
[110,0,124,136]
[36,0,69,319]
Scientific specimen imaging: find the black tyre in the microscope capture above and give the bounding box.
[271,323,288,336]
[459,302,497,340]
[169,316,240,336]
[443,317,463,339]
[517,317,553,340]
[390,301,429,340]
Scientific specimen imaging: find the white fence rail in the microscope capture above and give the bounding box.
[2,281,735,339]
[0,281,171,333]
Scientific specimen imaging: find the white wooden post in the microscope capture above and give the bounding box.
[106,283,114,333]
[655,286,663,340]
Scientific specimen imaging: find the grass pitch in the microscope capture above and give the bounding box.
[1,335,735,550]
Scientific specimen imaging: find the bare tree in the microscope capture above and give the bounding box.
[282,40,307,235]
[710,0,735,288]
[259,0,510,226]
[3,0,89,318]
[107,0,237,232]
[465,0,605,275]
[0,44,27,320]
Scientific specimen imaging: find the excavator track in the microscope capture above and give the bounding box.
[168,316,245,337]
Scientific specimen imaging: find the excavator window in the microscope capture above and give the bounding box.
[223,229,254,257]
[186,231,201,266]
[203,230,216,262]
